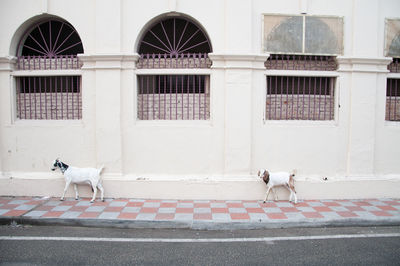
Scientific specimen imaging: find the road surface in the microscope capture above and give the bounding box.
[1,225,399,265]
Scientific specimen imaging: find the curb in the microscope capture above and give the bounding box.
[2,216,400,230]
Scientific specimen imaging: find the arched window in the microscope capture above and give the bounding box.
[136,16,212,120]
[263,14,341,121]
[137,17,211,69]
[15,18,84,120]
[18,19,83,58]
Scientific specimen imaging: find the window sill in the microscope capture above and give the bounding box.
[10,119,84,128]
[11,70,82,76]
[135,69,211,75]
[134,119,213,128]
[265,69,339,77]
[263,119,338,127]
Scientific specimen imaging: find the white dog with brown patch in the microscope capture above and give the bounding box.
[258,169,297,204]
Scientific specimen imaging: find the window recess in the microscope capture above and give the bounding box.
[137,75,210,120]
[136,17,212,121]
[15,19,84,120]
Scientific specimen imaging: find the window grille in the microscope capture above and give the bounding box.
[388,58,400,73]
[266,76,335,120]
[16,55,82,70]
[265,54,337,121]
[137,17,212,120]
[15,19,83,120]
[137,75,210,120]
[16,76,81,120]
[138,17,211,56]
[265,54,338,71]
[138,17,212,70]
[18,19,83,58]
[386,78,400,121]
[137,53,211,69]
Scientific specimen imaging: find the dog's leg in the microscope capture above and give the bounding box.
[286,185,297,204]
[289,175,296,193]
[73,184,79,200]
[271,188,278,201]
[288,190,296,204]
[90,184,97,203]
[60,181,70,201]
[97,183,105,202]
[292,190,298,204]
[264,186,272,203]
[288,178,297,204]
[285,184,292,202]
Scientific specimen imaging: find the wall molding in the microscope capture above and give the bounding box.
[209,53,269,70]
[0,56,16,71]
[79,53,139,70]
[337,56,392,73]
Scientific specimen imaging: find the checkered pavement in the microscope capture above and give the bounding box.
[1,197,400,226]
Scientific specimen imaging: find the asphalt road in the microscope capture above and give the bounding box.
[0,225,399,265]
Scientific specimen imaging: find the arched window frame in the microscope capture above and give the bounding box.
[135,15,212,121]
[12,18,84,120]
[263,13,341,121]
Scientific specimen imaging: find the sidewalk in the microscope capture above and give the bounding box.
[1,196,400,230]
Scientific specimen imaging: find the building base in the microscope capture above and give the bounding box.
[0,172,399,200]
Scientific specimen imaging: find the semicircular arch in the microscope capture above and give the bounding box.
[136,13,212,56]
[10,15,84,57]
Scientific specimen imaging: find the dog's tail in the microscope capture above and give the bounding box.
[96,166,105,188]
[98,165,105,175]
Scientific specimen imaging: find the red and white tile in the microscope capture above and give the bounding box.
[1,197,399,224]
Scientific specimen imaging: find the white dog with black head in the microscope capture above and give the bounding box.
[258,169,297,204]
[51,158,105,203]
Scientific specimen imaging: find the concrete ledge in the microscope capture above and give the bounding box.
[1,216,400,231]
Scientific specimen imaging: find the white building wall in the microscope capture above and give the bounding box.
[253,0,348,178]
[374,0,400,177]
[0,0,399,200]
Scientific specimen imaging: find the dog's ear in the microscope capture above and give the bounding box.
[263,170,270,183]
[265,170,270,179]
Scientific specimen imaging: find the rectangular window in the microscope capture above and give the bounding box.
[16,76,82,120]
[266,76,335,120]
[386,78,400,121]
[137,75,210,120]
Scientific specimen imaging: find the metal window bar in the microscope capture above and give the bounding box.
[16,76,82,120]
[388,58,400,73]
[266,76,335,120]
[386,78,400,121]
[16,55,82,70]
[137,75,210,120]
[265,54,338,71]
[137,53,212,69]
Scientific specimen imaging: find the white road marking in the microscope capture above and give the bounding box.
[0,233,400,243]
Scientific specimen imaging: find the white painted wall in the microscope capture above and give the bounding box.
[0,0,399,200]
